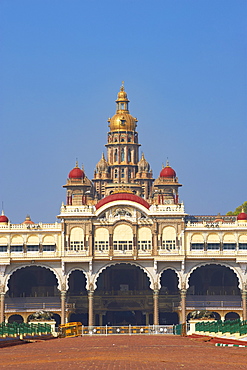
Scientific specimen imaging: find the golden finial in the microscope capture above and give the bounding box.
[75,158,78,167]
[166,158,170,167]
[120,81,125,91]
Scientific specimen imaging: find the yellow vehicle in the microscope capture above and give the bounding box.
[59,322,82,338]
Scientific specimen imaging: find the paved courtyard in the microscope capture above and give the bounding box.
[0,335,247,369]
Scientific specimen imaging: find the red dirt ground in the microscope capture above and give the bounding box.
[1,335,247,369]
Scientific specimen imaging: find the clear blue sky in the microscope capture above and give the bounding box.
[1,0,246,223]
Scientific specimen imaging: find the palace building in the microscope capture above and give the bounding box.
[0,84,247,326]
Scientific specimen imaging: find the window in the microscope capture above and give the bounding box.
[43,245,56,252]
[239,243,247,250]
[162,240,176,250]
[114,149,118,162]
[11,245,23,252]
[69,241,84,252]
[121,168,125,178]
[223,243,236,250]
[27,245,39,252]
[128,149,131,162]
[191,243,204,250]
[121,148,124,162]
[138,241,151,251]
[95,241,109,251]
[114,169,118,178]
[0,246,7,252]
[113,241,133,251]
[207,243,220,250]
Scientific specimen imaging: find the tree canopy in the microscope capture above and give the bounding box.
[226,201,247,215]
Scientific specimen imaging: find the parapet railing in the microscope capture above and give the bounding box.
[81,325,174,335]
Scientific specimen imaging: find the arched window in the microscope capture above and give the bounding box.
[114,169,118,179]
[70,227,85,252]
[191,234,204,250]
[114,149,118,162]
[10,235,24,253]
[43,235,56,252]
[94,228,109,251]
[121,148,125,162]
[26,235,39,252]
[128,149,131,162]
[223,233,236,250]
[113,225,133,251]
[239,234,247,250]
[162,226,176,250]
[0,237,8,253]
[121,168,125,178]
[206,234,220,250]
[138,227,152,252]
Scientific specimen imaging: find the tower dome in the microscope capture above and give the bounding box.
[160,161,176,178]
[0,211,8,224]
[138,153,150,172]
[108,83,138,132]
[96,153,108,173]
[68,162,85,179]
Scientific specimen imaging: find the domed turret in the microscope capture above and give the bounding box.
[108,82,138,132]
[0,210,8,224]
[160,161,176,178]
[138,153,150,172]
[237,208,247,221]
[96,153,108,173]
[22,215,34,225]
[68,161,85,179]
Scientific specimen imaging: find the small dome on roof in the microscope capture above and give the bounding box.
[160,161,176,178]
[69,162,85,179]
[96,153,108,173]
[138,153,150,172]
[22,215,34,224]
[237,211,247,221]
[0,211,8,223]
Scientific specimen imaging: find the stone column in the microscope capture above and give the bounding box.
[180,289,187,324]
[242,290,247,321]
[99,313,103,326]
[153,289,159,325]
[88,290,94,328]
[60,290,66,325]
[145,312,149,326]
[0,292,5,323]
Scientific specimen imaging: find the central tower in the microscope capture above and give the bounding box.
[93,83,153,199]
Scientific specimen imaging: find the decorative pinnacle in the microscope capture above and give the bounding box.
[75,158,78,167]
[166,158,170,166]
[120,81,125,91]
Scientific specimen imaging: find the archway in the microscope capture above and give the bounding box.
[95,263,152,325]
[159,269,180,324]
[67,270,88,325]
[8,266,59,297]
[225,312,240,321]
[8,314,24,324]
[6,266,60,320]
[187,264,241,312]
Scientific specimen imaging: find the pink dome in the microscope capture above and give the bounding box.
[69,166,84,179]
[0,212,8,223]
[237,212,247,221]
[160,165,176,178]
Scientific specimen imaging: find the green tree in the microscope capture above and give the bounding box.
[226,201,247,215]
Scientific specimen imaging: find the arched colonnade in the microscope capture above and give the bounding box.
[0,261,246,326]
